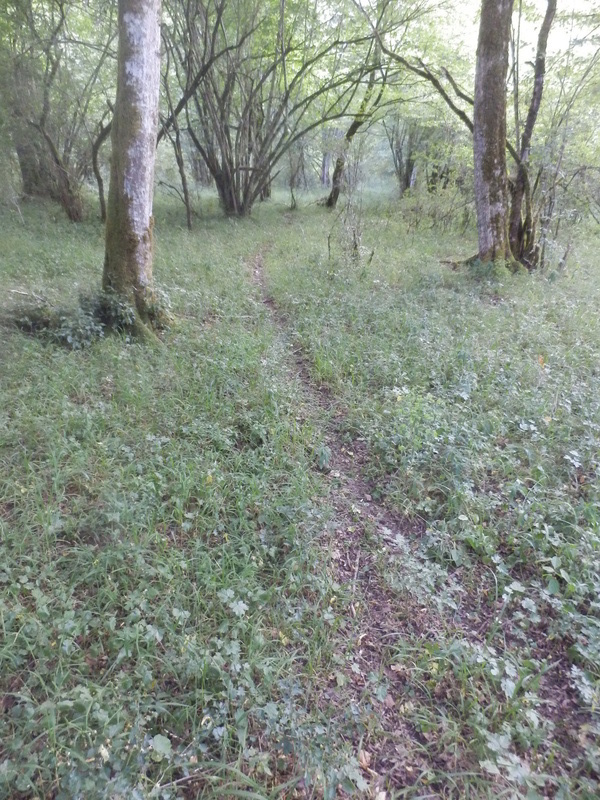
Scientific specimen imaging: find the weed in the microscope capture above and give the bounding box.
[1,194,599,797]
[265,200,600,795]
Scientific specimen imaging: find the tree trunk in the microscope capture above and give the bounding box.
[473,0,514,264]
[384,118,419,196]
[16,132,83,222]
[214,168,240,215]
[326,98,377,209]
[260,179,272,201]
[508,0,556,266]
[325,61,384,209]
[37,126,84,222]
[320,152,331,186]
[103,0,162,329]
[92,120,112,223]
[15,137,58,198]
[173,126,193,230]
[190,150,213,187]
[326,152,347,209]
[15,140,56,198]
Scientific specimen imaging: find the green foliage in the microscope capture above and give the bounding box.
[12,286,173,349]
[2,194,600,797]
[265,196,600,795]
[0,198,363,798]
[81,289,137,332]
[465,257,514,281]
[14,299,106,349]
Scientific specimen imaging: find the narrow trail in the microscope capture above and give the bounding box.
[249,250,471,794]
[247,248,592,798]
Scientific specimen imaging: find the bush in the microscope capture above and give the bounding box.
[13,287,172,349]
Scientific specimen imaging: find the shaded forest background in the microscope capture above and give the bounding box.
[0,0,598,254]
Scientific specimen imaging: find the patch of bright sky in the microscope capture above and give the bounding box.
[445,0,599,60]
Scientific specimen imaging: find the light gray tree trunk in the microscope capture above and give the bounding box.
[103,0,162,327]
[473,0,514,264]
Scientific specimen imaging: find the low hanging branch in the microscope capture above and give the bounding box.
[376,44,521,165]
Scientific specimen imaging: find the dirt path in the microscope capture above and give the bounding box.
[248,249,590,799]
[249,251,462,795]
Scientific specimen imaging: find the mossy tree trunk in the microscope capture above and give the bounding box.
[36,125,84,222]
[15,139,59,200]
[15,132,83,222]
[473,0,514,264]
[103,0,162,326]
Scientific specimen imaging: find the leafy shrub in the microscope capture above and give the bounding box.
[15,300,105,349]
[80,289,136,331]
[13,287,173,349]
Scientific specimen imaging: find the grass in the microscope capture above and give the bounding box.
[0,196,357,798]
[0,189,599,798]
[265,195,600,796]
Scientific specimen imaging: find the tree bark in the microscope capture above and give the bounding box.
[172,125,193,229]
[326,104,373,208]
[103,0,162,328]
[325,68,383,209]
[15,139,59,200]
[508,0,556,265]
[320,152,331,186]
[92,120,112,223]
[36,124,84,222]
[473,0,514,264]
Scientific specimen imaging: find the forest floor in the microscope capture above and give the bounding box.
[1,193,599,799]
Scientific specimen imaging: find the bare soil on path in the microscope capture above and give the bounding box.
[248,249,590,799]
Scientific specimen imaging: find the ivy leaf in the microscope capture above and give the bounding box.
[315,444,332,471]
[480,759,500,776]
[547,577,560,595]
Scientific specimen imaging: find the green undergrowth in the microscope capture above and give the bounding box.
[264,201,600,796]
[1,193,600,798]
[0,197,365,799]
